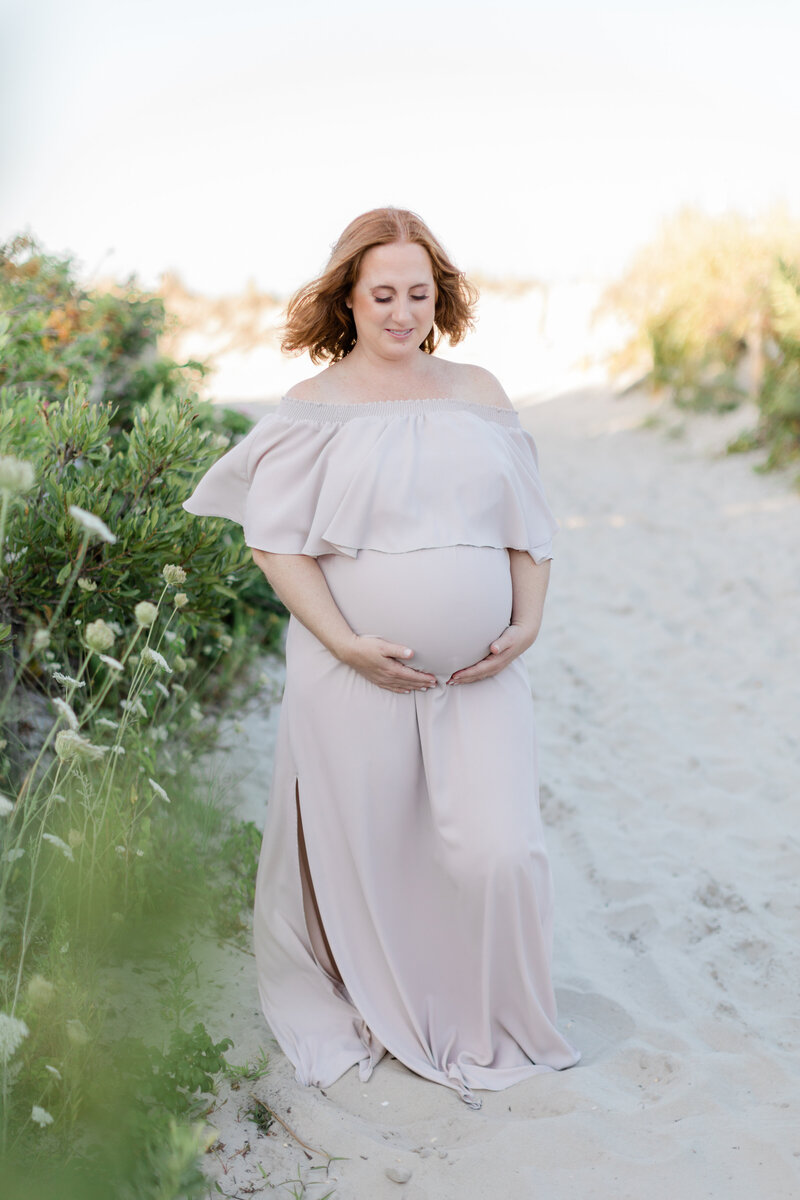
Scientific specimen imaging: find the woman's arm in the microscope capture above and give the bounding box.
[446,549,551,686]
[251,549,436,694]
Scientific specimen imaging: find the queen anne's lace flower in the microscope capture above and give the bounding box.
[27,974,56,1006]
[140,646,172,673]
[0,455,35,495]
[162,563,187,586]
[65,1019,89,1045]
[98,654,124,671]
[134,601,158,627]
[0,1012,30,1061]
[52,698,79,730]
[52,672,85,688]
[68,505,116,544]
[148,778,171,804]
[43,833,75,861]
[54,730,106,763]
[85,619,115,653]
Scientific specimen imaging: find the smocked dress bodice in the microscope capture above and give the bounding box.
[182,396,559,563]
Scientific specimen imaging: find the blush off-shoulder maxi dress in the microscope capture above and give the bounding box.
[182,394,581,1109]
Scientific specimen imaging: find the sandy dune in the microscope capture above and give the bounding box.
[194,387,800,1199]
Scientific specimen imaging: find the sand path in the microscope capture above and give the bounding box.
[196,388,800,1199]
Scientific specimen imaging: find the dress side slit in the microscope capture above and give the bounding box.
[295,778,344,986]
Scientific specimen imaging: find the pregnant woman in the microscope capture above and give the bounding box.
[182,207,581,1109]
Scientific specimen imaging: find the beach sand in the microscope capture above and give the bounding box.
[193,386,800,1199]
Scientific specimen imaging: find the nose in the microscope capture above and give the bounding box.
[389,299,412,325]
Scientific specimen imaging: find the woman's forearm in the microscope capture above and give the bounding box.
[251,549,357,661]
[508,549,551,647]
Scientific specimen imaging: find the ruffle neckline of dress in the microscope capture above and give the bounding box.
[277,395,522,426]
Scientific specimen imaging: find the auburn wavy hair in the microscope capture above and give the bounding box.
[280,207,479,363]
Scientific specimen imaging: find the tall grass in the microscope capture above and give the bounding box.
[598,206,800,473]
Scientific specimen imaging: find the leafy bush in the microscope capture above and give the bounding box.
[0,231,286,1198]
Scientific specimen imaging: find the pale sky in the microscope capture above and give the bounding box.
[2,0,799,297]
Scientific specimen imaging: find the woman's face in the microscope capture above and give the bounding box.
[346,241,437,360]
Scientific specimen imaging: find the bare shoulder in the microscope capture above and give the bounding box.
[444,361,515,410]
[283,367,339,404]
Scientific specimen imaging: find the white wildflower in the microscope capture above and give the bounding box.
[54,730,106,763]
[52,672,85,688]
[140,646,172,674]
[162,563,186,586]
[0,1012,30,1061]
[85,619,115,653]
[27,974,56,1007]
[51,697,79,730]
[96,717,118,730]
[148,778,171,804]
[68,505,116,544]
[45,1064,62,1080]
[0,793,14,817]
[65,1019,89,1045]
[31,1105,54,1128]
[98,653,124,671]
[32,629,50,651]
[3,848,25,862]
[154,680,170,699]
[134,601,158,627]
[0,455,36,495]
[76,577,97,592]
[173,592,188,609]
[43,832,75,861]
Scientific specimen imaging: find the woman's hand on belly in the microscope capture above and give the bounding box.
[342,633,438,694]
[445,622,534,686]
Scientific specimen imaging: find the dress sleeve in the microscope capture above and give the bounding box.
[181,412,349,555]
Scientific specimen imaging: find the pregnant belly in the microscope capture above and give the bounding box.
[319,546,513,680]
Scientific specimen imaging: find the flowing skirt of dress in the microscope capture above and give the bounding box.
[252,549,581,1110]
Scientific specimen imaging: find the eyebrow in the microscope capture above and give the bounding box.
[370,283,431,291]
